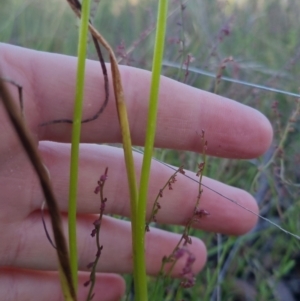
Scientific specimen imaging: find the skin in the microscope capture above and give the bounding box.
[0,43,273,301]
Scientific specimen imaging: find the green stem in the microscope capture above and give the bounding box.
[135,1,169,300]
[68,0,91,291]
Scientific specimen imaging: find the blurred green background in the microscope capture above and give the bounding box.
[1,0,300,300]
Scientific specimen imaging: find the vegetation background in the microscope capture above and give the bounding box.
[1,0,300,300]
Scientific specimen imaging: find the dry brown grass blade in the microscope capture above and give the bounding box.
[0,77,77,301]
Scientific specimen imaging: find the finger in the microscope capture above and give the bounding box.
[40,142,258,235]
[4,142,258,235]
[3,215,207,276]
[0,267,125,301]
[0,43,272,159]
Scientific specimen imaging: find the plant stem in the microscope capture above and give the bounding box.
[136,0,169,300]
[68,0,91,291]
[64,5,141,297]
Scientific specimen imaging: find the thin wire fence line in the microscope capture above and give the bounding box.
[163,60,300,98]
[132,147,300,241]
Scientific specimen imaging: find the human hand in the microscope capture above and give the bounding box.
[0,43,273,301]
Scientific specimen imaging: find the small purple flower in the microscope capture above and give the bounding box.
[173,248,185,260]
[93,219,101,227]
[194,209,210,219]
[100,173,108,183]
[100,202,106,213]
[175,248,196,288]
[94,167,108,193]
[179,166,185,175]
[183,234,192,246]
[84,280,90,287]
[91,229,97,237]
[180,274,196,288]
[94,186,100,194]
[96,246,103,258]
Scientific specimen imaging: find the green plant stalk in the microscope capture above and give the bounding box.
[64,12,142,297]
[204,236,234,300]
[68,0,91,291]
[136,0,169,300]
